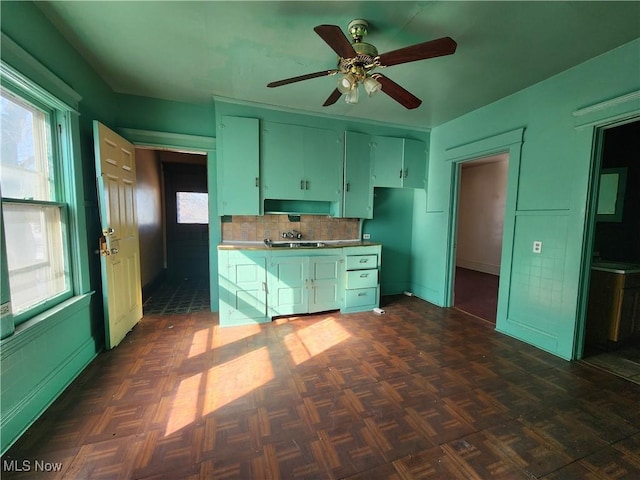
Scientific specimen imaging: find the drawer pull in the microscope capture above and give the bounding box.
[358,292,368,297]
[359,258,369,263]
[360,273,369,278]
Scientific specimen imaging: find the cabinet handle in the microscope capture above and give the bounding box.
[305,180,309,190]
[358,292,368,297]
[346,182,350,192]
[359,258,369,263]
[300,179,305,190]
[399,169,403,178]
[255,177,259,187]
[360,273,369,278]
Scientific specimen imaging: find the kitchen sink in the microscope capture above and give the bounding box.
[264,240,326,248]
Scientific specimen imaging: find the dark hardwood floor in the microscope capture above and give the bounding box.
[3,295,640,479]
[454,267,499,323]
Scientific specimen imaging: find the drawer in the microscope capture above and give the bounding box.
[346,254,378,270]
[346,269,378,289]
[345,288,377,308]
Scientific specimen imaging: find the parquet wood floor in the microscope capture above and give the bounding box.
[3,295,640,479]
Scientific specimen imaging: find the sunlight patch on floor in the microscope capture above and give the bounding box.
[204,346,275,414]
[165,372,202,436]
[213,324,263,348]
[188,328,212,358]
[284,317,351,365]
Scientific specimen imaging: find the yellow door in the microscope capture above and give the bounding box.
[94,121,142,349]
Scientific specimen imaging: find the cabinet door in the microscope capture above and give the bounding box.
[309,256,342,313]
[218,251,268,325]
[402,138,426,189]
[372,136,403,188]
[343,131,373,218]
[268,256,307,316]
[218,116,260,215]
[262,122,305,200]
[302,126,342,202]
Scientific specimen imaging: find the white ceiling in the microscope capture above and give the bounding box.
[36,1,640,129]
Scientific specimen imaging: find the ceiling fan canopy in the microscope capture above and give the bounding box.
[267,19,457,109]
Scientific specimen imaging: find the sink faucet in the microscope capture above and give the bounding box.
[282,230,302,239]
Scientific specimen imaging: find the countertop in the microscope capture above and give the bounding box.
[591,261,640,274]
[218,240,381,250]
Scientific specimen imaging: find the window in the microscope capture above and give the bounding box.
[0,86,71,321]
[176,191,208,224]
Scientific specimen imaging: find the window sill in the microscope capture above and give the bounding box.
[0,292,94,356]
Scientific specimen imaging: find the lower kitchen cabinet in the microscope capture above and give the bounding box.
[343,245,381,313]
[267,251,342,317]
[218,244,381,326]
[218,250,268,326]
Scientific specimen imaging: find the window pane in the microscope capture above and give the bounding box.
[176,192,208,224]
[3,203,69,314]
[0,89,54,201]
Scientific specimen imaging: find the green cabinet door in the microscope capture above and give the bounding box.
[309,255,342,312]
[302,126,342,202]
[372,135,403,188]
[262,122,305,200]
[218,116,260,215]
[372,135,426,189]
[402,138,426,189]
[267,255,307,316]
[344,131,374,218]
[218,250,268,326]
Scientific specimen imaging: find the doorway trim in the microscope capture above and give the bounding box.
[572,91,640,360]
[444,128,524,331]
[116,128,220,311]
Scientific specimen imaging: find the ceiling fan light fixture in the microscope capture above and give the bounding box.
[337,73,356,94]
[363,75,381,96]
[345,85,359,104]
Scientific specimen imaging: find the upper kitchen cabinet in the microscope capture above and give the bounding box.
[343,131,374,219]
[262,121,342,202]
[217,116,261,215]
[371,135,427,189]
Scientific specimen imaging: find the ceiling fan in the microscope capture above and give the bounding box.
[267,20,457,109]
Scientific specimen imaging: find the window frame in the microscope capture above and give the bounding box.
[1,72,76,325]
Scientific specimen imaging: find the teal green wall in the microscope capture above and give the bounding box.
[363,188,414,295]
[412,39,640,360]
[115,94,216,137]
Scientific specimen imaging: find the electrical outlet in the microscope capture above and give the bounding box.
[533,241,542,254]
[363,233,371,240]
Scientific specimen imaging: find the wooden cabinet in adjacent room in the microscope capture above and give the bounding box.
[586,268,640,347]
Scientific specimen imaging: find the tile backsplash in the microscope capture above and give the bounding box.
[221,215,361,242]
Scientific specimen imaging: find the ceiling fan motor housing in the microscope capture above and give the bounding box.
[339,20,379,74]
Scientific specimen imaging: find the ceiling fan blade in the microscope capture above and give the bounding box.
[267,70,338,88]
[375,74,422,109]
[323,88,342,107]
[377,37,457,67]
[314,25,357,59]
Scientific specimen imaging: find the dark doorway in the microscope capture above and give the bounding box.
[582,119,640,383]
[163,161,209,283]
